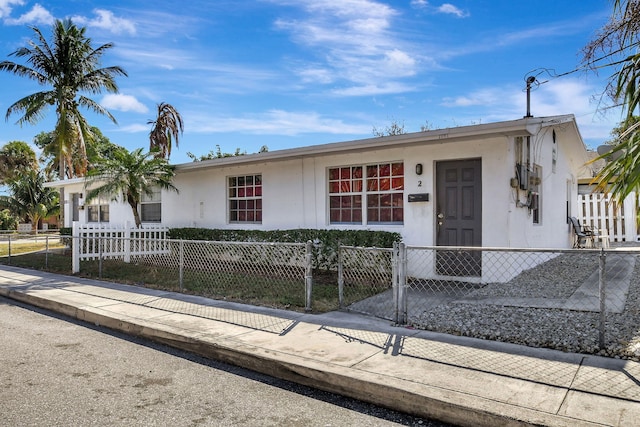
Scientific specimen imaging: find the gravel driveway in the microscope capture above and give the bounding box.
[408,247,640,361]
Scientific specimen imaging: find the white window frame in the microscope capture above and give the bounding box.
[140,188,162,223]
[87,196,109,223]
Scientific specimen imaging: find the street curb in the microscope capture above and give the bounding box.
[1,287,601,427]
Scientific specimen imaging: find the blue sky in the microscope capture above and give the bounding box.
[0,0,621,165]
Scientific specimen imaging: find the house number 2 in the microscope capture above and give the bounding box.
[418,180,422,187]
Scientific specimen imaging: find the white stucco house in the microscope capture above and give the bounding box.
[48,114,591,250]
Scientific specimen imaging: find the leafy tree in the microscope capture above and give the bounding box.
[148,102,184,159]
[0,209,18,230]
[186,145,268,162]
[581,1,640,198]
[34,127,124,178]
[0,141,38,184]
[372,119,407,137]
[0,19,127,179]
[0,169,59,232]
[84,148,178,227]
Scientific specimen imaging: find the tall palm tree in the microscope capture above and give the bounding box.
[148,102,184,159]
[84,147,178,228]
[0,19,127,179]
[0,170,59,233]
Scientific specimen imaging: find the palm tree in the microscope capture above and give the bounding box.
[583,1,640,199]
[0,19,127,179]
[84,148,178,228]
[0,170,59,233]
[148,102,184,159]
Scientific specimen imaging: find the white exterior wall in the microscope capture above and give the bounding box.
[162,129,580,249]
[501,125,584,249]
[58,180,135,227]
[50,116,588,250]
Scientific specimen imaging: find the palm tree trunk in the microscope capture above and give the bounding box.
[58,156,65,227]
[128,200,142,228]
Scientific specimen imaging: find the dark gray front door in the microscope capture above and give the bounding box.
[71,193,80,222]
[435,159,482,276]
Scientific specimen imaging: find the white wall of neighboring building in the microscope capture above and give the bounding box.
[50,115,589,250]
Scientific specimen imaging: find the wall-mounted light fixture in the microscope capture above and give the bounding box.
[415,163,423,175]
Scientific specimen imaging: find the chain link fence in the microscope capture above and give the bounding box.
[0,232,66,269]
[2,231,639,358]
[69,236,319,312]
[338,243,640,359]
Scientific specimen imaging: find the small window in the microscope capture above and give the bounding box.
[228,174,262,223]
[141,188,162,222]
[87,197,109,223]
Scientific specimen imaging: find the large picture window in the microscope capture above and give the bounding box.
[140,188,161,222]
[229,174,262,223]
[329,162,404,224]
[87,197,109,223]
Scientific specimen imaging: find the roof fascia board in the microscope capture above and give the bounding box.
[177,115,574,173]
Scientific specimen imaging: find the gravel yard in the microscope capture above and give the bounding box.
[409,248,640,361]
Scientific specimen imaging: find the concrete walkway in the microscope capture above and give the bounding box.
[454,254,636,313]
[0,265,639,427]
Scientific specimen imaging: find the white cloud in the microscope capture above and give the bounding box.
[438,4,468,18]
[271,0,419,94]
[0,0,24,19]
[119,123,150,133]
[298,67,334,84]
[5,3,54,25]
[332,82,415,97]
[439,78,620,147]
[71,9,136,35]
[101,94,148,113]
[384,49,416,75]
[410,1,468,17]
[410,0,428,7]
[190,109,370,136]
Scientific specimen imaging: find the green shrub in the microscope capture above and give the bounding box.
[0,209,18,230]
[168,228,401,271]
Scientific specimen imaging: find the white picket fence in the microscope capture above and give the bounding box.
[72,222,169,273]
[577,192,638,242]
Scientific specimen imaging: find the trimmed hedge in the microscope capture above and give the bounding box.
[168,228,402,271]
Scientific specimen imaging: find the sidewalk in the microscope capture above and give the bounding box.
[0,264,638,427]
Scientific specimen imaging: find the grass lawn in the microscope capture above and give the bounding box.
[0,240,67,257]
[0,251,385,313]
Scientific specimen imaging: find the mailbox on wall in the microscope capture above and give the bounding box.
[408,193,430,202]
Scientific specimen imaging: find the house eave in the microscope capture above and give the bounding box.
[44,176,85,188]
[176,115,576,172]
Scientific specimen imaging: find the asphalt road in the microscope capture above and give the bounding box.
[0,296,452,427]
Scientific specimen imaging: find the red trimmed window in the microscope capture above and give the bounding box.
[329,162,404,224]
[229,175,262,223]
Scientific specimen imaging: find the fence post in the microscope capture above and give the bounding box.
[124,222,131,263]
[98,235,103,279]
[179,240,184,291]
[598,249,606,349]
[337,245,344,308]
[7,234,11,265]
[623,192,637,241]
[72,221,80,273]
[397,243,407,325]
[392,242,399,324]
[45,235,49,269]
[305,240,313,312]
